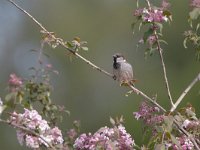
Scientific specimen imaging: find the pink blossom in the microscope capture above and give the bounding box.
[190,0,200,8]
[172,136,194,150]
[50,127,64,145]
[133,102,164,125]
[161,0,171,10]
[16,130,25,146]
[67,129,78,140]
[143,9,168,23]
[133,8,143,17]
[74,125,134,150]
[46,64,52,69]
[8,74,23,91]
[147,35,157,45]
[25,135,40,149]
[10,109,63,149]
[134,7,168,23]
[182,119,191,128]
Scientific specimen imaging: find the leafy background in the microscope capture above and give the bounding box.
[0,0,200,149]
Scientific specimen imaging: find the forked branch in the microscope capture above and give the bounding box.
[170,72,200,112]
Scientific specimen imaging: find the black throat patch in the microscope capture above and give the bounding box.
[113,58,120,69]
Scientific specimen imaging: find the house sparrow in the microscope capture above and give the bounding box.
[113,53,136,85]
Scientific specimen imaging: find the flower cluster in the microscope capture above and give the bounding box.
[8,73,23,91]
[74,125,135,150]
[190,0,200,8]
[134,7,168,23]
[172,136,194,150]
[182,119,200,129]
[133,102,164,125]
[10,109,63,149]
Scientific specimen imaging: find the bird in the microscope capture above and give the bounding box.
[112,53,136,86]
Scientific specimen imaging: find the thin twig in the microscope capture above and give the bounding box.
[128,84,166,112]
[0,119,56,150]
[170,72,200,112]
[154,31,174,108]
[145,0,151,8]
[8,0,113,78]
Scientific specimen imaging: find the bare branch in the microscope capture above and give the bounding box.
[154,31,175,108]
[145,0,151,8]
[128,84,166,112]
[0,119,56,150]
[170,72,200,112]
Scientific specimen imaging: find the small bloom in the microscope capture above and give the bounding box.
[147,35,157,46]
[9,74,22,86]
[133,112,141,120]
[182,119,191,128]
[67,129,78,140]
[25,135,40,149]
[133,102,164,126]
[138,39,144,44]
[50,127,64,145]
[143,8,168,23]
[161,0,171,10]
[46,64,52,69]
[16,130,25,146]
[172,136,194,150]
[133,8,143,17]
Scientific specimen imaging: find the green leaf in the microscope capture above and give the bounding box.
[143,29,154,43]
[110,117,115,126]
[131,19,141,35]
[158,39,168,45]
[81,47,88,51]
[5,92,17,108]
[183,38,188,48]
[138,22,143,31]
[171,134,181,148]
[66,41,73,48]
[154,22,163,33]
[163,116,173,132]
[196,23,200,31]
[154,144,165,150]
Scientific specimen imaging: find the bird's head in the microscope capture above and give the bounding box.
[113,53,125,63]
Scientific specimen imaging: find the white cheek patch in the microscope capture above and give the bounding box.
[116,57,126,63]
